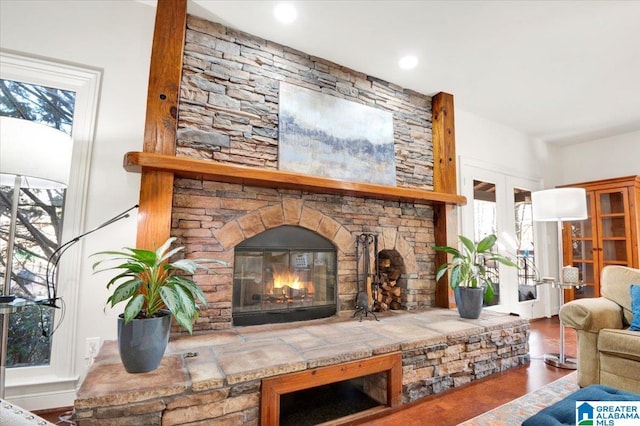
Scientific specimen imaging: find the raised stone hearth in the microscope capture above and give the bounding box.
[74,309,529,425]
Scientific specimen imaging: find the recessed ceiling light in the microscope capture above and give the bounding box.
[399,55,419,70]
[274,3,297,24]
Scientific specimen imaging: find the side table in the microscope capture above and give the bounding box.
[544,281,584,369]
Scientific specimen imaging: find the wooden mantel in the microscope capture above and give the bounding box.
[124,151,466,206]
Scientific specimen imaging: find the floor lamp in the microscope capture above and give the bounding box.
[0,116,72,398]
[532,187,587,369]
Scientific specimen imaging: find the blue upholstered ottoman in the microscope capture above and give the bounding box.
[522,385,640,426]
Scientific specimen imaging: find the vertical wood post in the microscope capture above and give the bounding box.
[432,92,459,308]
[432,92,457,195]
[136,0,187,249]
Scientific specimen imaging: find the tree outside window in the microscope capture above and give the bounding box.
[0,79,75,367]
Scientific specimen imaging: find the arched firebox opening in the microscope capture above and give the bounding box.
[232,225,337,326]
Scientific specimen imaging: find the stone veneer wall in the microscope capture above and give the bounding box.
[173,182,434,331]
[172,15,438,332]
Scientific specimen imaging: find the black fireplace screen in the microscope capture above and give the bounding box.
[233,226,337,326]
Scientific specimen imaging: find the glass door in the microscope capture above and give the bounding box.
[509,177,548,319]
[514,188,536,302]
[597,189,632,268]
[472,179,500,306]
[563,187,632,300]
[564,192,597,299]
[459,159,545,318]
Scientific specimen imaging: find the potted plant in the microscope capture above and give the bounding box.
[434,234,517,319]
[91,237,223,373]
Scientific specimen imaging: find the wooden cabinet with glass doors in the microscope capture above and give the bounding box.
[560,175,640,301]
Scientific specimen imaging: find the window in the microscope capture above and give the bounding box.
[513,188,537,301]
[1,51,100,402]
[1,80,76,367]
[472,179,500,306]
[473,180,497,240]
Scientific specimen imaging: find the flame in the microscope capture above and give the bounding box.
[273,271,302,289]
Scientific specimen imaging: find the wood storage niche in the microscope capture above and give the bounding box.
[375,249,406,311]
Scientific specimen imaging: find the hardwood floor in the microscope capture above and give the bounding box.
[33,316,575,425]
[32,406,74,424]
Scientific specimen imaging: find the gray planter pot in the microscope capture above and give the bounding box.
[454,286,484,319]
[117,310,171,373]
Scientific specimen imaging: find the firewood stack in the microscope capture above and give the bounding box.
[374,257,402,311]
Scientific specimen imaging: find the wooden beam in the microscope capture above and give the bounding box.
[124,152,467,206]
[432,92,457,194]
[136,0,186,249]
[432,92,458,308]
[434,203,458,308]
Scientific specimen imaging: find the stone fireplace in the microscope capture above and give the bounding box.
[232,225,337,325]
[161,14,450,332]
[172,178,434,331]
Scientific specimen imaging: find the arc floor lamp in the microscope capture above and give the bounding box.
[532,187,588,369]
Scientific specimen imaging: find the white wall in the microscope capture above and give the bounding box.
[1,0,154,408]
[455,108,552,180]
[456,110,640,188]
[553,130,640,185]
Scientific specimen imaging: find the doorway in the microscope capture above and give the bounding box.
[459,158,547,318]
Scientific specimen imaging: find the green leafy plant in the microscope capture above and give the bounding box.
[434,234,518,303]
[91,237,224,333]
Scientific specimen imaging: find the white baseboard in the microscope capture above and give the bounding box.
[4,378,77,411]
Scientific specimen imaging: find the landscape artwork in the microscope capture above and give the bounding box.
[278,82,396,185]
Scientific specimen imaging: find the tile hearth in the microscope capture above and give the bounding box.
[74,309,529,425]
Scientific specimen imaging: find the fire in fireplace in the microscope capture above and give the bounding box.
[232,225,337,326]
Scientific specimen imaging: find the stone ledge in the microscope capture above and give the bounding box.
[75,308,530,424]
[75,355,188,410]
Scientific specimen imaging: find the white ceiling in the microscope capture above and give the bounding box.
[178,1,640,146]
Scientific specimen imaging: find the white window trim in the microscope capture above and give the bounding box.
[1,49,101,408]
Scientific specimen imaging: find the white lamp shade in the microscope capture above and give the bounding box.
[532,187,588,222]
[0,116,72,189]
